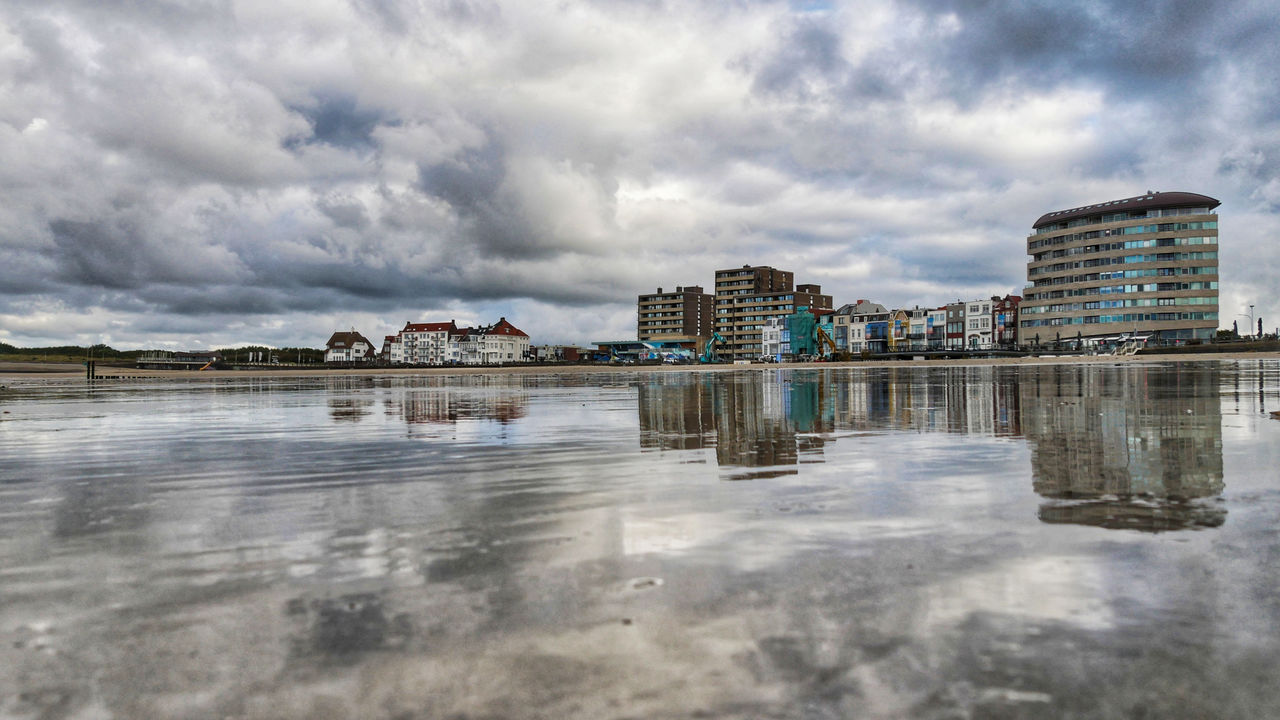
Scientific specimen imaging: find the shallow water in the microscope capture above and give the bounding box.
[2,361,1279,719]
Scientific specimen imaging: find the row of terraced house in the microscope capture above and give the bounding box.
[324,317,532,365]
[639,264,1023,361]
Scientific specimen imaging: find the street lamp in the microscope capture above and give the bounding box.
[1240,304,1256,339]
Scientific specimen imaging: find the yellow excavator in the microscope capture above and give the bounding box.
[815,326,838,359]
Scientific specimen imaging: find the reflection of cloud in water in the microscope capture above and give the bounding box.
[924,556,1114,632]
[53,477,151,541]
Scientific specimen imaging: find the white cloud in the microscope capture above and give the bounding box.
[0,0,1276,349]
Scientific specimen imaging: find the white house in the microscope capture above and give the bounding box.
[384,317,530,365]
[462,318,530,365]
[324,330,376,363]
[395,320,458,365]
[761,316,788,359]
[964,298,993,348]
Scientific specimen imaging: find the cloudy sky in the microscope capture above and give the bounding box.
[2,0,1277,349]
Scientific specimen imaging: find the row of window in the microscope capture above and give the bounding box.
[718,305,794,316]
[1021,312,1218,327]
[1026,281,1216,301]
[1030,220,1216,249]
[1023,296,1218,314]
[715,294,797,305]
[1030,252,1217,276]
[1033,206,1213,236]
[1033,266,1217,287]
[1032,235,1215,261]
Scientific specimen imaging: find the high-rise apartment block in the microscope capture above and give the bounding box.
[714,265,831,360]
[637,285,715,344]
[1019,192,1219,345]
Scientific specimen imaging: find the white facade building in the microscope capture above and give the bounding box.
[964,298,993,348]
[761,316,788,359]
[384,317,530,366]
[325,331,376,363]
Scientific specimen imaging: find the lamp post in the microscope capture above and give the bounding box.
[1240,305,1256,340]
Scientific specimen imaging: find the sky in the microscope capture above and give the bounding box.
[1,0,1278,349]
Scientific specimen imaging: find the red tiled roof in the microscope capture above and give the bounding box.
[485,318,528,337]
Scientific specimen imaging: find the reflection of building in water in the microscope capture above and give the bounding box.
[639,368,1031,477]
[386,376,530,425]
[636,372,832,479]
[326,377,376,422]
[637,376,715,451]
[830,367,1022,437]
[1021,364,1225,531]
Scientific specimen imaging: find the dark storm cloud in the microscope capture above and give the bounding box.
[416,138,596,260]
[48,219,149,290]
[925,0,1226,101]
[418,141,507,216]
[0,249,56,294]
[289,95,386,152]
[752,21,845,96]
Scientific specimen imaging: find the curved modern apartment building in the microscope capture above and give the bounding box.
[1018,191,1220,346]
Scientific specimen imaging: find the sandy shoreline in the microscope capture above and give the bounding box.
[3,352,1278,381]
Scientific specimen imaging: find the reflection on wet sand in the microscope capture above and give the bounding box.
[1022,364,1225,531]
[385,375,530,427]
[639,373,835,479]
[2,364,1274,720]
[641,367,1024,478]
[286,592,413,661]
[640,366,1226,530]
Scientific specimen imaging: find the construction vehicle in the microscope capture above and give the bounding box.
[699,332,726,363]
[815,325,838,359]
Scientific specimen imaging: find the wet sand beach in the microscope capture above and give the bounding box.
[3,359,1280,718]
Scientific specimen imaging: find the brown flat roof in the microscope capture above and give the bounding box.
[1033,191,1220,229]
